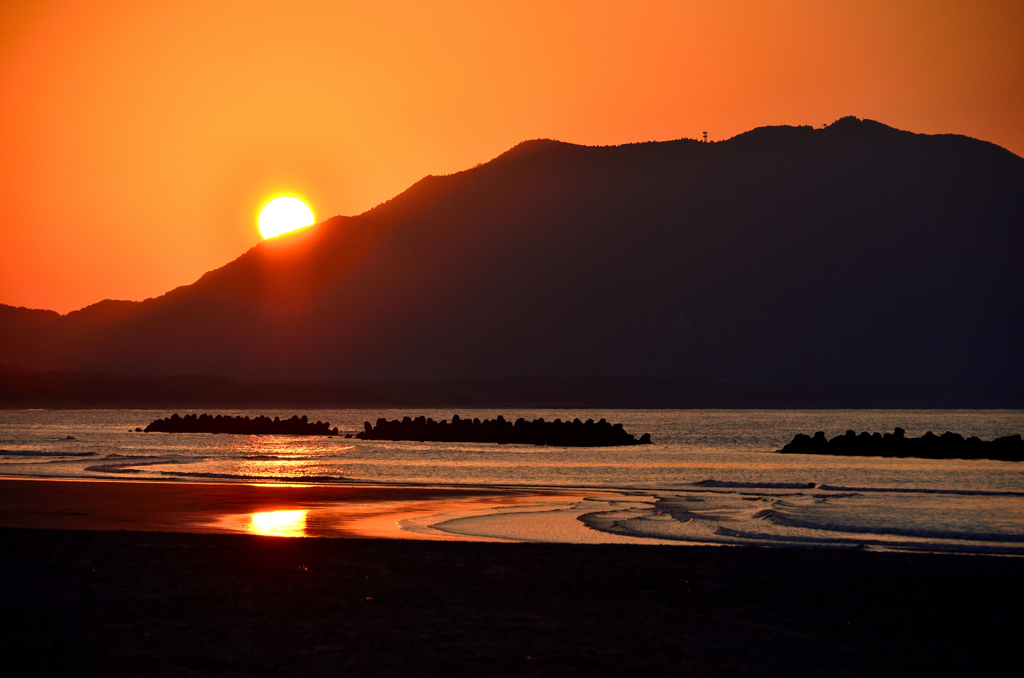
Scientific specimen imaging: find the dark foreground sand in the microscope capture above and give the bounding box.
[2,526,1021,677]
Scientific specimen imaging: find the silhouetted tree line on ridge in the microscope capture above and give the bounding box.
[357,414,652,446]
[779,428,1024,462]
[144,413,339,436]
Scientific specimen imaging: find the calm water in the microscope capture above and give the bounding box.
[2,409,1023,553]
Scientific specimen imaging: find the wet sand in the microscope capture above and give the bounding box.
[0,478,586,539]
[1,478,1021,675]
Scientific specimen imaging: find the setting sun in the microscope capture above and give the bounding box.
[258,197,315,239]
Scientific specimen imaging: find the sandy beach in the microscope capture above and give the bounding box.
[0,477,1021,675]
[3,527,1021,676]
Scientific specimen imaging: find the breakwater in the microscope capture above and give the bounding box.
[143,413,339,436]
[357,414,652,447]
[779,428,1024,462]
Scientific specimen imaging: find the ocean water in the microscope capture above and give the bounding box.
[2,409,1023,553]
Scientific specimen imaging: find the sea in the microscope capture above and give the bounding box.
[2,408,1023,554]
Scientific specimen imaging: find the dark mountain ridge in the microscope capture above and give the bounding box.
[2,117,1022,406]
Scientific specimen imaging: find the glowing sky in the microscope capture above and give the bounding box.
[2,0,1022,313]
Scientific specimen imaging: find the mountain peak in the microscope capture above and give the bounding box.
[2,120,1020,404]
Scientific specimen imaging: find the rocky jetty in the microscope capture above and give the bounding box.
[778,428,1024,462]
[144,413,339,436]
[357,414,652,447]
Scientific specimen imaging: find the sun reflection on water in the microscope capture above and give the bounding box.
[249,509,308,537]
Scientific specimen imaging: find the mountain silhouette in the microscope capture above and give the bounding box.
[2,117,1022,405]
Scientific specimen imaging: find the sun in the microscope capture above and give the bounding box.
[258,196,315,239]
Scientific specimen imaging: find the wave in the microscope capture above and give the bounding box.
[240,454,308,461]
[752,508,1024,543]
[85,459,188,473]
[158,470,350,482]
[811,493,863,500]
[103,454,166,460]
[576,502,1024,554]
[82,458,349,484]
[692,480,1024,497]
[817,484,1024,497]
[692,480,816,489]
[1,449,96,457]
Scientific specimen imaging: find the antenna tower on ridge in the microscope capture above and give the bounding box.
[703,131,708,143]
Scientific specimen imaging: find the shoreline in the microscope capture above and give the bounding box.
[0,476,605,541]
[3,476,1022,673]
[6,475,1024,551]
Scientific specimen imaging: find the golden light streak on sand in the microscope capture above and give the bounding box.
[0,478,585,541]
[249,509,308,537]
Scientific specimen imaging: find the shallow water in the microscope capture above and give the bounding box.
[2,409,1022,552]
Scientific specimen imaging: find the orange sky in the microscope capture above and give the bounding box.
[2,0,1022,313]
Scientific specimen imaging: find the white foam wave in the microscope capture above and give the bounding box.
[752,508,1024,543]
[240,454,310,461]
[159,470,350,482]
[1,449,96,457]
[569,489,1024,555]
[817,484,1024,497]
[85,459,188,473]
[693,480,816,489]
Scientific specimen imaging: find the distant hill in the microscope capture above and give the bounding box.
[2,117,1022,407]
